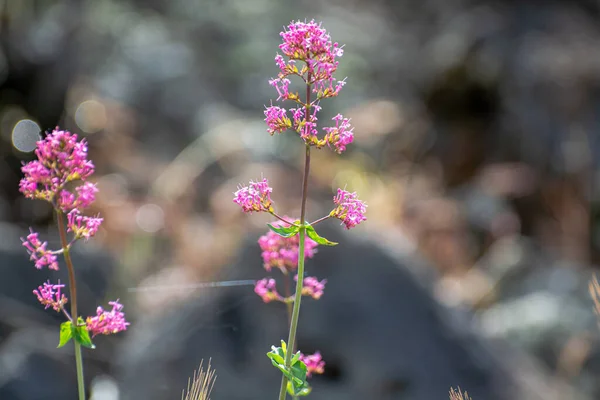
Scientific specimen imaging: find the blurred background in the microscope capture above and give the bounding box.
[0,0,599,399]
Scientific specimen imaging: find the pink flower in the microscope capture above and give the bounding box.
[264,106,291,135]
[86,300,129,337]
[258,218,318,273]
[275,20,345,98]
[21,229,59,270]
[67,210,103,240]
[269,78,292,101]
[296,275,327,300]
[299,351,325,377]
[233,178,273,213]
[324,114,354,154]
[254,278,282,303]
[19,128,94,204]
[279,20,343,78]
[33,280,68,312]
[330,189,367,229]
[74,182,98,209]
[57,184,97,212]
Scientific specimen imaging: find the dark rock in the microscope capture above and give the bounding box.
[118,229,513,400]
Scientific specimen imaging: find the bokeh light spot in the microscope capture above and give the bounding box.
[75,100,107,134]
[11,119,41,153]
[135,203,164,233]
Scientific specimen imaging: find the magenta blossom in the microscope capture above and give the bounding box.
[233,178,273,213]
[258,219,318,273]
[254,278,283,303]
[296,275,327,300]
[264,105,291,135]
[278,20,344,91]
[269,78,292,101]
[324,114,354,154]
[57,182,98,212]
[19,128,94,204]
[21,229,59,270]
[299,351,325,377]
[33,280,68,312]
[330,189,367,229]
[67,210,103,240]
[86,300,130,337]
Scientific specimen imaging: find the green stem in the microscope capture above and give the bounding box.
[278,143,311,400]
[57,211,86,400]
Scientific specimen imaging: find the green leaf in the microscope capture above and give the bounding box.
[58,321,73,348]
[287,359,309,396]
[73,317,96,349]
[290,385,312,397]
[305,225,338,246]
[267,342,310,396]
[267,223,300,238]
[267,343,288,376]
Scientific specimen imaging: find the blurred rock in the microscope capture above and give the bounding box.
[119,229,514,400]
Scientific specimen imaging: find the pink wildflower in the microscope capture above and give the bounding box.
[296,275,327,300]
[74,182,98,209]
[258,219,318,273]
[33,280,68,312]
[324,114,354,154]
[269,78,292,101]
[254,278,282,303]
[279,20,343,82]
[330,189,367,229]
[233,178,273,213]
[67,210,103,240]
[86,300,130,337]
[21,229,59,270]
[264,106,291,135]
[299,351,325,377]
[19,128,94,204]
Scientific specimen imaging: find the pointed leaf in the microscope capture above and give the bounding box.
[267,223,300,238]
[305,225,338,246]
[58,321,73,348]
[73,317,95,349]
[286,361,310,396]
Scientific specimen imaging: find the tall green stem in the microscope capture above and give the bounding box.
[278,144,311,400]
[57,211,86,400]
[277,72,312,400]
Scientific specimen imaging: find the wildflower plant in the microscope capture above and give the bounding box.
[233,20,367,399]
[19,128,129,400]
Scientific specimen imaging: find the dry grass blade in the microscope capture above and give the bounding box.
[449,387,472,400]
[589,275,600,323]
[181,359,217,400]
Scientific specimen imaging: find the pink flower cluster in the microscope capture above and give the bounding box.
[233,178,273,213]
[258,219,318,273]
[67,210,103,241]
[254,278,282,303]
[276,20,344,95]
[85,300,130,337]
[330,189,367,229]
[264,20,354,153]
[264,105,291,135]
[19,128,94,204]
[299,351,325,377]
[21,229,59,270]
[324,114,354,154]
[298,276,327,300]
[20,128,103,267]
[33,280,68,312]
